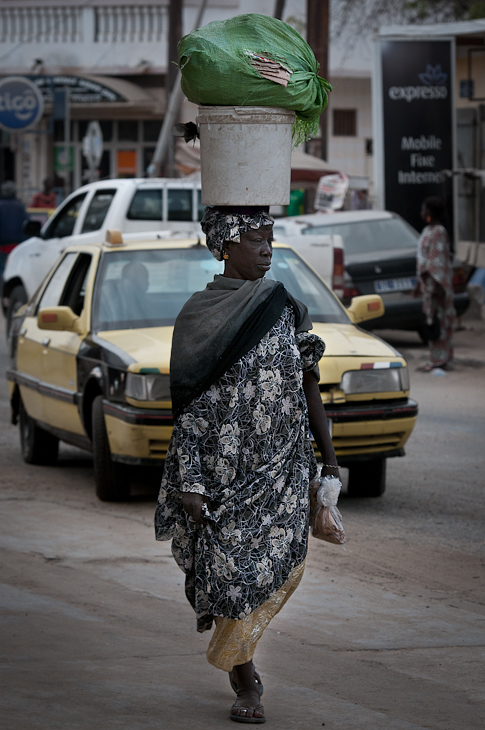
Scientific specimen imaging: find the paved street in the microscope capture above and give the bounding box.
[0,315,484,729]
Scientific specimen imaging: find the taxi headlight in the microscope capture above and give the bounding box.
[341,366,409,394]
[125,372,171,401]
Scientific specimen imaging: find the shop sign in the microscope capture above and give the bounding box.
[0,76,45,133]
[54,145,75,174]
[380,40,454,234]
[117,150,137,177]
[314,173,349,212]
[28,75,125,104]
[82,121,103,168]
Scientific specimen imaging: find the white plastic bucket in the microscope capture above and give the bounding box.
[196,106,295,206]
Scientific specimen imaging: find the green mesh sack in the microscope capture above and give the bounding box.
[178,13,331,146]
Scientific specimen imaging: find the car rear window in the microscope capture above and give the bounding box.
[167,189,192,221]
[127,188,198,222]
[81,189,117,233]
[302,217,419,256]
[92,246,348,331]
[127,190,162,220]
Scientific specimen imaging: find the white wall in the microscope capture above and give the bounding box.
[327,76,373,181]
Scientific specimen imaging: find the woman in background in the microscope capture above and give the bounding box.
[415,196,456,372]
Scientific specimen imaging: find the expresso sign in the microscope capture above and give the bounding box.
[381,40,454,235]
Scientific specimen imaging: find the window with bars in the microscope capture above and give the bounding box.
[333,109,357,137]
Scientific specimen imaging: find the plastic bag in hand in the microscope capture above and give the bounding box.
[309,471,346,545]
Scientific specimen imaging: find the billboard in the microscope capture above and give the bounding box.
[379,39,454,236]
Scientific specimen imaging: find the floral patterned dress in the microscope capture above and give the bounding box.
[417,224,456,367]
[155,305,324,632]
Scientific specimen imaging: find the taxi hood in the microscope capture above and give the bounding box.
[96,322,399,374]
[311,322,398,358]
[96,327,173,372]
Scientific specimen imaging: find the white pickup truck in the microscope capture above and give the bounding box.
[272,218,345,299]
[1,178,203,329]
[1,177,344,329]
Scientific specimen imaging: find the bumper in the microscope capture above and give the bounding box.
[103,401,173,463]
[323,398,417,462]
[361,292,470,331]
[103,398,418,466]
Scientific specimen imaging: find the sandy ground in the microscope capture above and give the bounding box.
[0,315,484,729]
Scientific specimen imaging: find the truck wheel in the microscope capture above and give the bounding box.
[347,459,386,498]
[92,395,130,501]
[6,285,28,336]
[19,398,59,466]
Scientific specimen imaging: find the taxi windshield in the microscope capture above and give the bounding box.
[92,246,348,331]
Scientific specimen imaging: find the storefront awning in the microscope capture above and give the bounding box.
[32,74,166,119]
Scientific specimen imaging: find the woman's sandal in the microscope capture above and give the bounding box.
[416,363,436,372]
[230,697,266,724]
[228,667,264,697]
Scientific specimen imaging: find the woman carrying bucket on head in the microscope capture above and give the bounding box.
[155,205,339,723]
[155,12,335,724]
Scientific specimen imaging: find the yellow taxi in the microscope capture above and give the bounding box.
[7,233,417,501]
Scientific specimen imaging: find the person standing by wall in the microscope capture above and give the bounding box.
[0,181,29,275]
[414,196,456,371]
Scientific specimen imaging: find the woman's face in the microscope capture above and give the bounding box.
[223,225,273,280]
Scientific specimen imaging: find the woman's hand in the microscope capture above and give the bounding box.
[303,370,339,471]
[181,492,209,525]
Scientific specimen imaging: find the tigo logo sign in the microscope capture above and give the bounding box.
[0,76,44,132]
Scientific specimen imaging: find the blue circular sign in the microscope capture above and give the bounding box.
[0,76,44,133]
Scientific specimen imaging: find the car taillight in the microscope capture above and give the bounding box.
[452,266,467,293]
[342,286,361,306]
[332,247,345,298]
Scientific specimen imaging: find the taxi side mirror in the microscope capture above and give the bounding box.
[346,295,385,324]
[38,306,82,332]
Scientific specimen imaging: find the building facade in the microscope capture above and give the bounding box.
[0,0,239,202]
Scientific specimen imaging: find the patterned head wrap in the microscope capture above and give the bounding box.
[200,206,274,261]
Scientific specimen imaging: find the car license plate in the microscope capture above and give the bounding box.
[375,277,416,293]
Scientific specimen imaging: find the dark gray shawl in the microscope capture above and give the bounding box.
[170,275,311,416]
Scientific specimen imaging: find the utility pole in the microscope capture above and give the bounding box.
[306,0,329,160]
[274,0,286,20]
[165,0,183,176]
[168,0,182,99]
[148,0,208,177]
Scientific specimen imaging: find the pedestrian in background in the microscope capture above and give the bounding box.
[414,196,456,372]
[349,188,371,210]
[0,181,29,275]
[29,177,57,209]
[155,206,339,724]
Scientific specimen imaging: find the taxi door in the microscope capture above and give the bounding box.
[16,252,80,424]
[39,251,97,436]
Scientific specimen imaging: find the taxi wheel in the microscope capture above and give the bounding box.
[19,399,59,466]
[92,396,130,501]
[347,459,386,498]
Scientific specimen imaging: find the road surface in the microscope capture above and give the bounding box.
[1,318,484,729]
